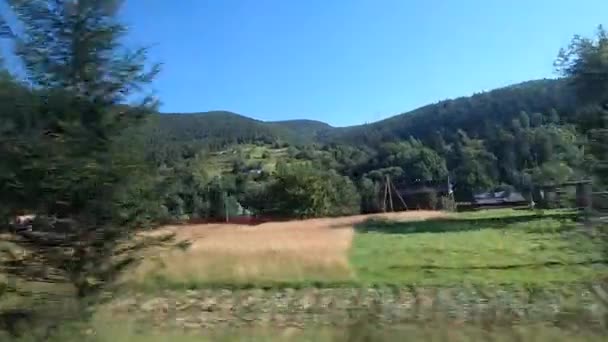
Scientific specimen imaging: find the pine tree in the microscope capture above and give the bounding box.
[0,0,160,302]
[556,26,608,186]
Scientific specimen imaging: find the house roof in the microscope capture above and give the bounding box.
[473,191,526,205]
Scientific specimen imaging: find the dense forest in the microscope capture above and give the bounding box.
[140,74,604,218]
[145,111,326,153]
[148,79,574,153]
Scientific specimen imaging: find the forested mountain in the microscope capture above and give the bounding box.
[142,76,589,208]
[273,119,333,136]
[150,78,575,149]
[148,111,295,148]
[144,111,336,164]
[324,79,576,146]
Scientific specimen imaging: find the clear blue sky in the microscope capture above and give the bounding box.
[121,0,608,127]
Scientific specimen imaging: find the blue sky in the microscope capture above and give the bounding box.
[121,0,608,127]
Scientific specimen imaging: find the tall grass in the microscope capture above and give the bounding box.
[124,211,446,289]
[126,223,355,289]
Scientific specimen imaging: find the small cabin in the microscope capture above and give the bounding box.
[473,190,527,208]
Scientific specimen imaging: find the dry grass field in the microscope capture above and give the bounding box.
[124,208,608,289]
[127,211,446,288]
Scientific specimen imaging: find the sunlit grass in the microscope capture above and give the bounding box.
[451,208,576,220]
[208,144,289,175]
[351,210,607,286]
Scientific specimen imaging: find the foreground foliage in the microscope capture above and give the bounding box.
[0,1,167,339]
[18,321,607,342]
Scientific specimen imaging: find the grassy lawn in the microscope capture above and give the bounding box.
[351,209,608,286]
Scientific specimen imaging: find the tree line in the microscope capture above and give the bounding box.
[145,77,606,220]
[139,44,606,220]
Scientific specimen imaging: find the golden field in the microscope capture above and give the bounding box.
[127,211,447,286]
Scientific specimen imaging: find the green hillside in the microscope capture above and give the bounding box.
[143,78,588,202]
[147,112,334,148]
[205,144,290,177]
[149,111,295,147]
[142,111,338,166]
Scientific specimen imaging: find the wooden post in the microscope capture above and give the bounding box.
[386,175,394,212]
[390,179,408,211]
[224,192,229,223]
[576,182,593,209]
[383,178,388,213]
[576,181,593,227]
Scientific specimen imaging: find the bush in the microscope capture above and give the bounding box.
[256,164,360,218]
[437,196,456,211]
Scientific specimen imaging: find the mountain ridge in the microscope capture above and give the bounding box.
[151,78,575,149]
[159,78,567,129]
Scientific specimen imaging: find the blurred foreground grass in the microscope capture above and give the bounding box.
[7,319,608,342]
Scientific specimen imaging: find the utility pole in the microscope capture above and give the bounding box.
[390,177,408,211]
[224,192,229,223]
[386,175,394,212]
[383,177,389,212]
[381,175,408,212]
